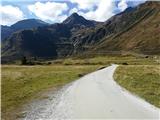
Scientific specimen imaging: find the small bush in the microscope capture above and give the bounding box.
[98,66,106,70]
[122,62,128,65]
[21,56,27,65]
[47,62,52,65]
[78,73,85,77]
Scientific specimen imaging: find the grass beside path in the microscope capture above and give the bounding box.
[2,65,102,120]
[2,55,159,119]
[114,65,160,108]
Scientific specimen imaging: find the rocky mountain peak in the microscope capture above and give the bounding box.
[62,12,96,27]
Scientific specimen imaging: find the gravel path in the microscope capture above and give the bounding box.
[24,64,159,119]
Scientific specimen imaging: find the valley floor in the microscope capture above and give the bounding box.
[1,56,160,119]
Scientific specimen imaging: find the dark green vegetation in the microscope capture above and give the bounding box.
[2,65,102,120]
[2,2,160,63]
[114,65,160,108]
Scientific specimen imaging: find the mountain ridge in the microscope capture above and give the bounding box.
[1,1,160,63]
[62,12,100,27]
[1,19,49,41]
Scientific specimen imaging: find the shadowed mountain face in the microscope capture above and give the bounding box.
[1,13,97,61]
[1,19,49,40]
[1,25,13,41]
[1,1,160,62]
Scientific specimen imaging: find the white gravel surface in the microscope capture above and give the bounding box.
[24,64,159,120]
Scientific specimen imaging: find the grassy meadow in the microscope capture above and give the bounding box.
[2,65,102,119]
[1,55,160,119]
[114,65,160,108]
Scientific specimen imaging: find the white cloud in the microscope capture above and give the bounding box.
[28,2,69,23]
[77,0,115,22]
[118,0,128,11]
[0,5,25,25]
[69,7,79,15]
[129,0,147,7]
[70,0,99,10]
[70,0,147,22]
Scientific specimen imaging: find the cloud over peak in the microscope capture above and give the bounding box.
[71,0,115,22]
[118,0,128,11]
[0,5,25,25]
[28,2,69,23]
[70,0,99,10]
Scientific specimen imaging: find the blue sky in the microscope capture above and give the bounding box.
[1,0,146,26]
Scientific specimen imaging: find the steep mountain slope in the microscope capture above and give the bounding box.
[1,19,49,40]
[93,2,160,55]
[2,24,69,59]
[1,13,97,61]
[1,25,13,41]
[72,2,160,55]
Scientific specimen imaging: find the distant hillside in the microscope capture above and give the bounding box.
[93,2,160,55]
[1,13,98,62]
[1,19,49,40]
[72,2,160,55]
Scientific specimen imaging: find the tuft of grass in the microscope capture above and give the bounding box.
[1,65,102,120]
[114,65,160,108]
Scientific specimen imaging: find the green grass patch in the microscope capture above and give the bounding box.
[2,65,102,119]
[52,56,159,65]
[114,65,160,108]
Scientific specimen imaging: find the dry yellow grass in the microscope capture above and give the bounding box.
[114,65,160,108]
[2,65,102,120]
